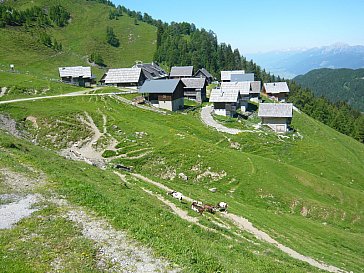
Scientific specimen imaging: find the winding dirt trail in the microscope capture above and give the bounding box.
[200,106,261,134]
[127,172,347,273]
[0,89,125,105]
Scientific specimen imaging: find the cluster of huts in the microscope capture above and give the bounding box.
[58,63,293,133]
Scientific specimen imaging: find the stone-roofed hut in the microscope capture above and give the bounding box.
[181,77,207,103]
[58,66,95,87]
[220,70,245,82]
[100,68,146,88]
[139,79,185,111]
[132,62,168,80]
[194,68,213,84]
[262,82,290,102]
[258,103,293,132]
[209,88,241,117]
[169,66,194,79]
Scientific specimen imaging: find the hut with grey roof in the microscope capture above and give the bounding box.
[230,73,255,82]
[181,77,207,103]
[169,66,194,79]
[258,103,293,132]
[139,79,185,111]
[220,70,245,82]
[58,66,95,87]
[194,68,213,84]
[132,62,168,80]
[209,88,241,117]
[262,82,290,102]
[100,68,146,88]
[220,81,261,111]
[249,81,262,102]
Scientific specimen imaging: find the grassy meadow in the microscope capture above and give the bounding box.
[0,92,363,272]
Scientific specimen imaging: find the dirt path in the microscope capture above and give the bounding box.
[128,172,346,273]
[0,87,7,97]
[223,213,345,273]
[0,88,126,105]
[63,203,179,273]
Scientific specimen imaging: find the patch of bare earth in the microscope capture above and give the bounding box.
[52,197,179,273]
[60,112,118,168]
[0,114,24,138]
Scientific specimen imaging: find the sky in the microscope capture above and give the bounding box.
[114,0,364,54]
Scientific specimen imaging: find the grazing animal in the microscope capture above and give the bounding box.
[203,204,216,214]
[191,201,205,215]
[217,202,228,212]
[167,191,183,201]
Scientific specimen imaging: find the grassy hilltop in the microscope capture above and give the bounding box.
[0,0,157,78]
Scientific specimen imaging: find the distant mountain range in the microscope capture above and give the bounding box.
[246,43,364,79]
[294,68,364,112]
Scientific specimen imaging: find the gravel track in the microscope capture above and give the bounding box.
[0,194,39,229]
[128,172,347,273]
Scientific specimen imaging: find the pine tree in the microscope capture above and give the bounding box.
[106,26,120,47]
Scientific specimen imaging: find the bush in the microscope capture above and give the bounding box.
[89,52,105,66]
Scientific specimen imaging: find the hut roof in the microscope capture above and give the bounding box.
[58,66,92,78]
[170,66,194,77]
[258,103,293,118]
[181,77,206,89]
[102,68,142,84]
[139,79,183,94]
[195,68,213,79]
[263,82,290,94]
[209,88,240,103]
[132,62,168,80]
[221,70,245,81]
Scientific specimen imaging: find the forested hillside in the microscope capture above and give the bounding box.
[294,68,364,112]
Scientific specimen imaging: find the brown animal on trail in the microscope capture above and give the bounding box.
[203,204,216,214]
[191,201,205,215]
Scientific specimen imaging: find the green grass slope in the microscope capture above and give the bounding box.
[0,95,363,272]
[294,68,364,112]
[0,0,157,79]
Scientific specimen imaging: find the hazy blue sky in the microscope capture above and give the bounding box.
[115,0,364,54]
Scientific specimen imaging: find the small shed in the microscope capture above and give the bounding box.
[169,66,194,79]
[258,103,293,132]
[181,77,207,103]
[209,88,241,117]
[58,66,95,87]
[220,70,245,82]
[194,68,213,84]
[262,82,290,102]
[100,68,146,88]
[139,79,185,111]
[132,62,168,80]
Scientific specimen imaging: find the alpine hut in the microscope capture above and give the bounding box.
[139,79,185,111]
[258,103,293,132]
